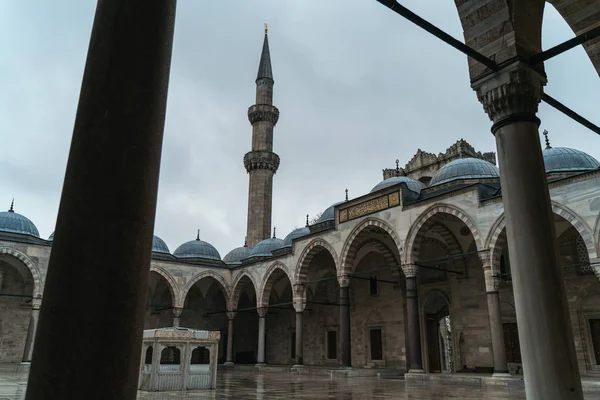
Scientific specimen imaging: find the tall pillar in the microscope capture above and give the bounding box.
[293,303,304,367]
[24,2,177,399]
[172,307,182,328]
[224,311,236,367]
[473,61,582,399]
[256,307,268,365]
[22,299,42,363]
[338,276,351,368]
[480,252,509,376]
[405,269,423,373]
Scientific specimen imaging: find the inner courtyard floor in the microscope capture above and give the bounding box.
[2,369,600,399]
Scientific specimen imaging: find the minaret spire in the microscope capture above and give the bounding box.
[244,27,281,247]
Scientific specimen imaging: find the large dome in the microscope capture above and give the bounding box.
[174,237,221,260]
[283,226,310,247]
[430,158,499,186]
[370,176,426,193]
[224,246,253,264]
[0,205,39,237]
[250,237,285,257]
[543,147,600,174]
[152,235,170,254]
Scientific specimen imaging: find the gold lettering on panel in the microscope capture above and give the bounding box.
[348,196,389,220]
[339,209,348,223]
[389,192,400,207]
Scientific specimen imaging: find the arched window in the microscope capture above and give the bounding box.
[160,346,181,365]
[144,346,153,365]
[191,346,210,364]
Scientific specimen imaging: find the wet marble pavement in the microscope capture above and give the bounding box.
[2,370,600,399]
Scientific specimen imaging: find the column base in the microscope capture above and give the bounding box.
[492,372,512,378]
[408,368,425,374]
[255,362,266,368]
[223,361,235,368]
[291,364,304,369]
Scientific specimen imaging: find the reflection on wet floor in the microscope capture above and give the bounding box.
[1,370,600,399]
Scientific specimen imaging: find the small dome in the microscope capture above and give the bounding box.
[317,201,346,223]
[0,204,40,237]
[250,237,285,257]
[370,176,426,193]
[543,147,600,173]
[174,237,221,260]
[48,232,54,240]
[430,158,499,186]
[224,246,253,264]
[152,235,170,254]
[283,226,310,247]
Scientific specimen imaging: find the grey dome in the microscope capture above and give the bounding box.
[174,238,221,260]
[224,246,253,264]
[371,176,426,193]
[430,158,499,186]
[317,201,346,223]
[283,226,310,247]
[0,208,39,237]
[250,237,285,257]
[48,232,54,240]
[152,235,170,254]
[543,147,600,173]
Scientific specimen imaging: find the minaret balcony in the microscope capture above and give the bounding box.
[244,150,280,173]
[248,104,279,125]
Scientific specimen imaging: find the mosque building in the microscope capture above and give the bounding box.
[2,28,600,377]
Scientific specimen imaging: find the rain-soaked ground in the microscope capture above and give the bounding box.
[3,370,600,399]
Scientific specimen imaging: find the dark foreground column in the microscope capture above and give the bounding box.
[256,307,267,365]
[473,61,583,399]
[405,273,423,372]
[294,310,304,366]
[22,299,41,362]
[339,276,351,368]
[25,2,177,399]
[224,311,236,367]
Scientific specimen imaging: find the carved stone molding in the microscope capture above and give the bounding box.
[257,307,268,318]
[472,61,547,123]
[248,104,279,125]
[244,150,280,173]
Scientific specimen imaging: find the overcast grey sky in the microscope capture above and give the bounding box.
[1,1,599,257]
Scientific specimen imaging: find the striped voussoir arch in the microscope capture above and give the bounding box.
[339,218,403,277]
[149,264,181,308]
[294,238,338,285]
[181,270,232,310]
[258,261,293,308]
[404,204,483,266]
[0,247,43,299]
[230,271,259,311]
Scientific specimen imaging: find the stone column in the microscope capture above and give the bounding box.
[473,61,582,399]
[480,252,509,376]
[292,284,306,368]
[405,268,423,373]
[172,307,182,328]
[24,2,177,399]
[224,311,236,367]
[256,307,268,365]
[0,268,4,291]
[22,299,42,363]
[338,276,352,368]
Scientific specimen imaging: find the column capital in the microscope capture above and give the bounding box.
[472,61,547,130]
[478,249,492,267]
[172,307,183,317]
[31,298,42,309]
[337,275,350,288]
[257,307,268,318]
[226,311,236,320]
[293,301,305,313]
[402,265,418,279]
[483,265,501,292]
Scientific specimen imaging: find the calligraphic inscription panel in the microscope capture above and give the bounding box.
[338,191,401,223]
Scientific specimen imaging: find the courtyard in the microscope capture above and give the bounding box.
[2,370,600,400]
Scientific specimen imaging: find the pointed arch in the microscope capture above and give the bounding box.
[258,261,293,308]
[404,204,483,265]
[182,270,231,310]
[421,288,451,313]
[339,217,403,276]
[294,238,338,285]
[0,247,43,298]
[230,270,259,311]
[149,264,180,308]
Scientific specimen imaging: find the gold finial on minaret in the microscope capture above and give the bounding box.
[264,23,268,34]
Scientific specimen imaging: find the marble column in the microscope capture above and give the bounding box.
[224,311,236,367]
[256,307,268,365]
[22,299,42,363]
[405,270,423,373]
[480,252,509,376]
[172,307,182,328]
[292,284,306,367]
[339,276,351,368]
[473,61,582,399]
[24,2,177,399]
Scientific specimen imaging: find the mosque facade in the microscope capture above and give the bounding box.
[2,30,600,378]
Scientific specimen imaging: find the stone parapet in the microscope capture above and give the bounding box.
[248,104,279,125]
[244,150,280,173]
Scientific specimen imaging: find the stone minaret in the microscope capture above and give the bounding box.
[244,25,280,247]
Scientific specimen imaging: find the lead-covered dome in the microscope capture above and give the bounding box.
[317,201,346,223]
[283,226,310,247]
[430,158,499,186]
[0,204,40,237]
[250,237,285,257]
[174,235,221,260]
[224,246,253,264]
[543,147,600,174]
[371,176,426,193]
[152,235,170,254]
